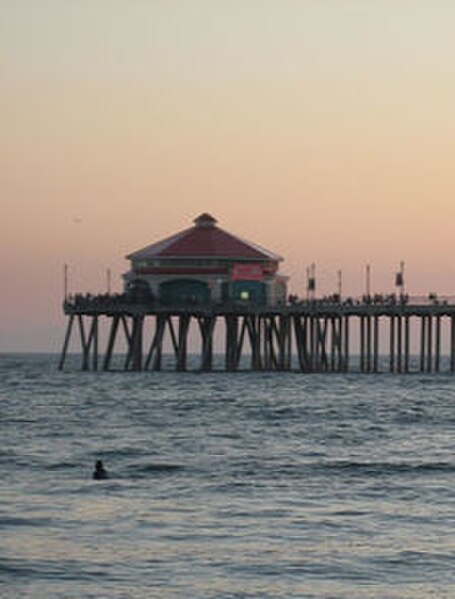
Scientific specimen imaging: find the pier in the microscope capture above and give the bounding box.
[58,295,455,373]
[58,214,455,374]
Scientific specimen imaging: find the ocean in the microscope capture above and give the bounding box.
[1,353,454,598]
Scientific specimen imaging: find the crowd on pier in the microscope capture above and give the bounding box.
[287,293,410,307]
[65,293,130,310]
[64,290,453,311]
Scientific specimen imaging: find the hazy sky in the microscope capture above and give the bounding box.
[2,1,455,351]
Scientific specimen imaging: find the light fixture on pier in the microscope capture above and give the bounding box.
[395,261,405,295]
[63,263,69,301]
[307,263,316,300]
[337,270,342,298]
[365,263,371,297]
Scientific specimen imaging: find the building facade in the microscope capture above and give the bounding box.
[123,214,287,307]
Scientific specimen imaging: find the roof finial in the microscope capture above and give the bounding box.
[194,213,217,228]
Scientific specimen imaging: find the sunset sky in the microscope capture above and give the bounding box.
[2,1,455,351]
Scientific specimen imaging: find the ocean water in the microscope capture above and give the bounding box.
[1,354,454,599]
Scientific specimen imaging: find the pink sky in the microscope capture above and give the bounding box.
[2,1,455,351]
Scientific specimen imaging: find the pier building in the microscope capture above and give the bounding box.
[123,213,288,307]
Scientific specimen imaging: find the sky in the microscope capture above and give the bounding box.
[2,0,455,351]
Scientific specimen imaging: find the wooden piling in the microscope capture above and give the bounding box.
[373,316,379,373]
[58,313,74,371]
[427,315,433,373]
[404,316,410,373]
[390,316,395,373]
[59,299,455,374]
[420,316,426,372]
[451,316,455,372]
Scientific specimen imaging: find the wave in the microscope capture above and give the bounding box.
[96,446,150,459]
[227,458,455,480]
[0,516,55,528]
[316,460,455,476]
[46,461,80,471]
[132,462,184,475]
[0,558,111,581]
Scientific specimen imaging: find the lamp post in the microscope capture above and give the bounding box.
[307,263,316,300]
[365,263,371,298]
[63,263,69,301]
[395,261,405,296]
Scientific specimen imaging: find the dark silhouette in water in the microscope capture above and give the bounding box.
[93,459,108,480]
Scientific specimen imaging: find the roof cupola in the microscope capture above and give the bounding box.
[194,213,217,228]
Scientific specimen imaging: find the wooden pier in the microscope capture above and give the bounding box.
[58,296,455,373]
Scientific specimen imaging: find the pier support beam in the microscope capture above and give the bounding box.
[373,316,379,373]
[145,315,165,371]
[225,315,239,371]
[451,316,455,372]
[198,315,216,371]
[103,315,120,371]
[404,316,410,373]
[435,315,441,373]
[58,314,75,371]
[343,316,350,372]
[58,304,455,374]
[427,316,433,373]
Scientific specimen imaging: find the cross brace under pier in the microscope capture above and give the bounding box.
[59,309,455,373]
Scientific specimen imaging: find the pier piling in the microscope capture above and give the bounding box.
[58,298,455,373]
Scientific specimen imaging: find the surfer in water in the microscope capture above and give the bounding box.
[93,459,108,480]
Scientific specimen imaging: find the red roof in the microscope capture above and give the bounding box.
[127,214,282,262]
